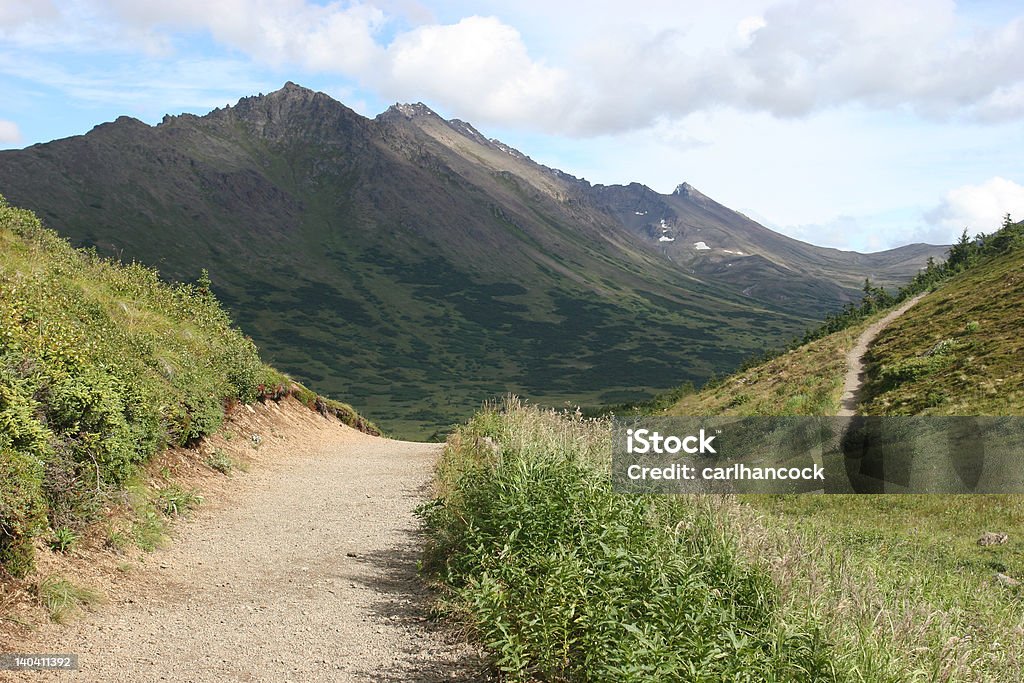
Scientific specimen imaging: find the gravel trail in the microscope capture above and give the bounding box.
[9,408,484,682]
[837,294,926,416]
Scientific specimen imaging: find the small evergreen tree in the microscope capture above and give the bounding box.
[947,229,973,271]
[197,268,212,293]
[989,213,1021,254]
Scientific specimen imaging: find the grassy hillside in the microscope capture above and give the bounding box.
[0,197,372,578]
[427,224,1024,681]
[667,220,1024,419]
[861,246,1024,414]
[666,323,865,417]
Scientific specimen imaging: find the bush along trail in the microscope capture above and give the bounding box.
[420,399,847,681]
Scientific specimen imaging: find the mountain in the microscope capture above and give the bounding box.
[591,181,942,305]
[0,83,944,436]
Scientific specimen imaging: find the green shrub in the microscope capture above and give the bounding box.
[206,448,234,474]
[0,373,50,576]
[0,448,46,577]
[0,197,266,575]
[48,527,79,553]
[420,399,840,681]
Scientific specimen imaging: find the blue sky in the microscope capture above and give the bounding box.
[2,1,1023,252]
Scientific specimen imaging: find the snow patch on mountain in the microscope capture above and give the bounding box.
[490,139,527,160]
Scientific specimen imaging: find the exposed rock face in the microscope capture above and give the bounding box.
[673,182,710,204]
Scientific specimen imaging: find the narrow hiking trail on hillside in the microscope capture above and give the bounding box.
[837,294,926,416]
[8,404,485,683]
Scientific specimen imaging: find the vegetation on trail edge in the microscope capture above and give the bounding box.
[424,399,1024,682]
[422,399,846,681]
[0,196,377,577]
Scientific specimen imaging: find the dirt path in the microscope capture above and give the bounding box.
[9,407,485,682]
[837,294,926,416]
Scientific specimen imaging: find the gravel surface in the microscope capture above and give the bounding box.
[837,293,925,416]
[9,409,487,682]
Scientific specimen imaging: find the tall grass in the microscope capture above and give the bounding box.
[420,398,846,681]
[735,494,1024,683]
[35,574,103,623]
[423,399,1023,681]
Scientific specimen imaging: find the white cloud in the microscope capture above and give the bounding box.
[736,15,766,44]
[0,1,58,26]
[733,1,1024,122]
[0,119,21,144]
[926,177,1024,237]
[7,1,1024,136]
[99,0,388,72]
[380,16,572,128]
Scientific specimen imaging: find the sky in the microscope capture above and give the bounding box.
[2,1,1023,252]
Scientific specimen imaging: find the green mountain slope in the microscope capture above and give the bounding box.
[861,247,1024,415]
[0,84,944,436]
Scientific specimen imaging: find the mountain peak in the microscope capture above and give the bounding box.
[202,82,366,142]
[384,102,439,119]
[253,81,320,102]
[673,182,711,203]
[281,80,311,93]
